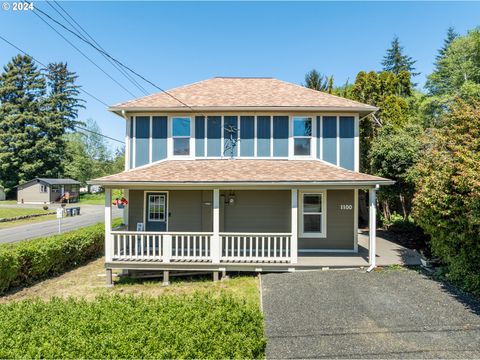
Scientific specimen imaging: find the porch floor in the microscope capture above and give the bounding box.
[297,230,421,268]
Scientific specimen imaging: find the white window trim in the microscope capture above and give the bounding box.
[40,184,47,193]
[171,116,193,158]
[292,116,314,158]
[147,194,166,222]
[142,191,169,231]
[299,190,327,238]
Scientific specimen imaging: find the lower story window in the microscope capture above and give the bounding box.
[40,185,47,193]
[148,194,165,222]
[300,192,326,237]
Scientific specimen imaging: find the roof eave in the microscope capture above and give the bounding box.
[108,105,378,118]
[88,180,394,187]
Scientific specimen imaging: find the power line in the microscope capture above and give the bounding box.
[0,34,110,107]
[29,2,200,113]
[31,3,138,98]
[75,125,125,144]
[48,0,149,96]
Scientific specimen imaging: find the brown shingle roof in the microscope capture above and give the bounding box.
[110,77,377,113]
[91,160,392,186]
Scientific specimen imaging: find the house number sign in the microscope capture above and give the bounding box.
[340,204,353,210]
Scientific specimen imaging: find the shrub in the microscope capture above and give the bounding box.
[0,294,266,359]
[413,99,480,295]
[0,221,115,294]
[42,205,48,210]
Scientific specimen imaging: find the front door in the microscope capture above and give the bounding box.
[145,192,167,231]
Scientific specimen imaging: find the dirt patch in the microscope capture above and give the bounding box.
[0,257,260,306]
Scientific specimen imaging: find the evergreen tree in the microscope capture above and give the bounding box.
[436,27,459,61]
[0,55,47,194]
[303,69,330,91]
[44,62,84,175]
[382,36,418,76]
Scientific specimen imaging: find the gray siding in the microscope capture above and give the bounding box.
[128,190,212,232]
[273,116,288,157]
[221,190,291,233]
[195,116,205,157]
[240,116,254,157]
[17,183,50,204]
[339,116,355,170]
[135,116,150,167]
[322,116,337,165]
[207,116,221,157]
[299,190,355,251]
[223,116,238,157]
[256,116,271,157]
[152,116,167,161]
[127,190,144,231]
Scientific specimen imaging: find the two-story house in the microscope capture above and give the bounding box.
[91,77,393,285]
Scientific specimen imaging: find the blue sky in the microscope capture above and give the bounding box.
[1,1,479,150]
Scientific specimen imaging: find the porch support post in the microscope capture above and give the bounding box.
[211,189,221,263]
[368,187,377,270]
[291,189,298,264]
[123,189,129,227]
[105,187,112,263]
[163,235,172,263]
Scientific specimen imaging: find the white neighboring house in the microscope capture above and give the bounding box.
[0,186,5,201]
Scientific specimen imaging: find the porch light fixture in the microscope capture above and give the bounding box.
[227,192,236,205]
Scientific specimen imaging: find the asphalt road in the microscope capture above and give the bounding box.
[0,204,123,243]
[262,269,480,359]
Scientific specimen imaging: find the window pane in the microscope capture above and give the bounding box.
[304,195,321,213]
[304,214,322,232]
[172,117,190,137]
[294,117,312,136]
[294,138,311,155]
[174,138,190,155]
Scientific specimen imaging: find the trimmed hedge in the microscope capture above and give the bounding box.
[0,294,266,358]
[0,222,112,294]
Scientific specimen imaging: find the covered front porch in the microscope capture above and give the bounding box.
[103,186,380,272]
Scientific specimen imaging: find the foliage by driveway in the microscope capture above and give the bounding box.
[262,269,480,359]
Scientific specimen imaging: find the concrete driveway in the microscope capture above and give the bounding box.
[0,204,122,243]
[262,269,480,359]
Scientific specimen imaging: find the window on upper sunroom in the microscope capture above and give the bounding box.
[293,116,312,156]
[172,117,191,156]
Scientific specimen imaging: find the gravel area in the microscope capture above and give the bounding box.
[261,269,480,359]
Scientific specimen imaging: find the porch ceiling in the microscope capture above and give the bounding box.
[90,159,393,187]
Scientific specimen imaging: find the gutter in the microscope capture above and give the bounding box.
[87,180,395,187]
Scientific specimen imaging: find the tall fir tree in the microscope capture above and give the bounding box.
[0,55,47,194]
[382,36,418,76]
[436,27,459,61]
[44,62,84,176]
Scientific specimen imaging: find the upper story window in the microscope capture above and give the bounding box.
[172,117,191,156]
[293,117,312,156]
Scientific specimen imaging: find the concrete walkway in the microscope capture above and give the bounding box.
[262,269,480,359]
[0,204,122,243]
[298,230,421,268]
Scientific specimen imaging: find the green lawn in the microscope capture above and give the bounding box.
[79,193,104,205]
[0,207,51,220]
[80,190,124,205]
[0,200,17,205]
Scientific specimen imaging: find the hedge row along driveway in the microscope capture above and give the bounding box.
[0,221,115,294]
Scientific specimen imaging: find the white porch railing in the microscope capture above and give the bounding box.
[110,231,292,264]
[220,233,291,262]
